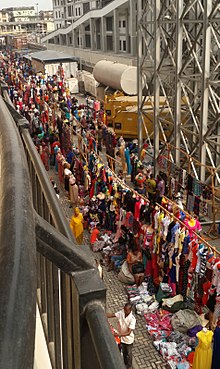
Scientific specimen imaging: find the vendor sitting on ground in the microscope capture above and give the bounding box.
[127,243,145,287]
[107,231,128,272]
[90,224,101,247]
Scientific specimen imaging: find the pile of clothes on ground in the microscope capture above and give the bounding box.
[146,309,202,368]
[126,280,174,315]
[125,279,209,369]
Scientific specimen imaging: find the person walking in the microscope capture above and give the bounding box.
[146,174,157,202]
[107,303,136,369]
[69,207,84,244]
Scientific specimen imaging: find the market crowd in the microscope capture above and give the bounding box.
[0,51,220,369]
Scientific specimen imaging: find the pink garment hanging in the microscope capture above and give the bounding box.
[184,219,202,237]
[94,101,100,111]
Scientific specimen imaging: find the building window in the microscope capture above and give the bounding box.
[119,40,122,50]
[123,40,126,51]
[106,17,113,31]
[78,8,81,16]
[119,20,121,27]
[97,35,101,49]
[68,6,72,16]
[85,34,91,48]
[106,35,113,51]
[122,20,126,28]
[83,2,90,14]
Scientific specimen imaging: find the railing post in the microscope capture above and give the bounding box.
[71,269,106,369]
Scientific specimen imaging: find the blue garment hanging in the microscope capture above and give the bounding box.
[125,148,132,175]
[211,326,220,369]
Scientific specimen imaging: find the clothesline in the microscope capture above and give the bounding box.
[72,117,196,222]
[160,153,219,195]
[162,141,220,174]
[73,119,196,221]
[54,106,219,252]
[73,128,220,257]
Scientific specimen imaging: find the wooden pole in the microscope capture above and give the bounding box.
[167,144,172,198]
[208,168,218,236]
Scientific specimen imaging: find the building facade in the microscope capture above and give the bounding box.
[0,6,54,38]
[4,6,36,23]
[42,0,137,62]
[0,10,9,23]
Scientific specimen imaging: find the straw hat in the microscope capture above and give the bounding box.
[188,218,196,227]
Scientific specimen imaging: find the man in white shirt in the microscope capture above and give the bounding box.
[107,303,136,369]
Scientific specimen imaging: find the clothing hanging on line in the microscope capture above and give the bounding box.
[192,330,213,369]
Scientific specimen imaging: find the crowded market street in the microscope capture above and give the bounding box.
[1,50,220,369]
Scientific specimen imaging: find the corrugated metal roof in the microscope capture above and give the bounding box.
[26,50,79,63]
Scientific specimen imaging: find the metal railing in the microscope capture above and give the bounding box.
[0,83,125,369]
[0,95,36,369]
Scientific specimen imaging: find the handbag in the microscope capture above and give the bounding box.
[132,262,144,274]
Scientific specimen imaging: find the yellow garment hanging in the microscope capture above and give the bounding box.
[192,330,213,369]
[178,229,186,253]
[158,212,165,233]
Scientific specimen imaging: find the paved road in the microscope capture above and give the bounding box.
[49,167,168,369]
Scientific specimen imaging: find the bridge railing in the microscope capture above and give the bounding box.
[0,84,125,369]
[0,95,36,369]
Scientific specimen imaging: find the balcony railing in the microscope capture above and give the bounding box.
[0,82,125,369]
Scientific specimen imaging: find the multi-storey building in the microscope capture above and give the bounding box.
[39,10,54,21]
[52,1,112,30]
[3,6,36,22]
[42,0,137,67]
[0,6,54,38]
[53,0,65,29]
[0,10,9,23]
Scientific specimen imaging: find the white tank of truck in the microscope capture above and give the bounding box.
[93,60,146,96]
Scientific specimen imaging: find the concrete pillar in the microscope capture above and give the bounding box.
[113,8,119,53]
[90,18,95,50]
[80,25,85,49]
[101,17,106,52]
[129,0,137,56]
[125,8,129,53]
[72,28,75,49]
